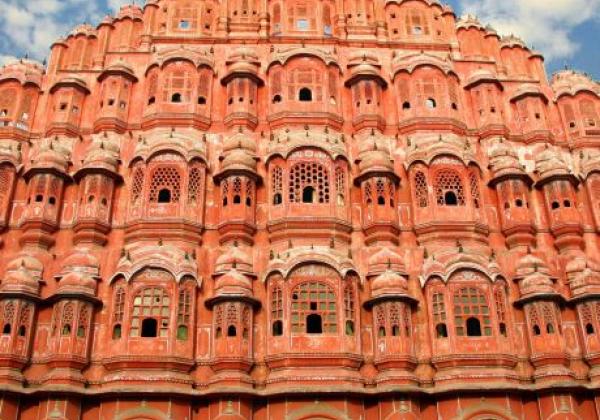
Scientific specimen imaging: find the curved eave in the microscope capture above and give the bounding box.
[221,71,264,87]
[363,294,418,309]
[204,294,261,309]
[534,173,579,189]
[488,172,533,188]
[344,73,387,89]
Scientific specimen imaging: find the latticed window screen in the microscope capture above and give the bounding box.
[2,301,15,331]
[364,181,373,204]
[406,8,429,35]
[375,305,386,334]
[432,292,446,324]
[164,68,192,102]
[130,287,170,337]
[396,79,410,105]
[563,103,576,127]
[172,4,198,31]
[0,88,17,115]
[529,305,541,331]
[177,288,192,327]
[542,302,558,332]
[77,306,89,337]
[62,303,74,334]
[198,70,211,102]
[188,166,203,203]
[289,162,330,203]
[414,171,428,207]
[272,166,283,197]
[288,68,323,101]
[113,287,125,324]
[581,302,594,332]
[453,287,491,336]
[469,170,482,208]
[0,165,12,207]
[580,99,599,127]
[344,283,355,321]
[271,285,283,321]
[18,303,30,332]
[335,166,346,204]
[291,282,337,333]
[434,169,466,205]
[131,167,144,203]
[494,288,507,324]
[148,167,181,203]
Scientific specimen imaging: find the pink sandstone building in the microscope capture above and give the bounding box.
[0,0,599,418]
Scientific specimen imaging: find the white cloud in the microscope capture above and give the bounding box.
[0,55,18,66]
[0,0,105,61]
[459,0,600,60]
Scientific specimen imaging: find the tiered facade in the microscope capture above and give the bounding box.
[0,0,599,418]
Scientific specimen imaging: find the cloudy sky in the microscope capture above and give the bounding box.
[0,0,598,79]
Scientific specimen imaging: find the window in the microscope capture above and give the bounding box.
[344,283,355,336]
[414,171,428,207]
[61,303,74,336]
[435,169,466,206]
[177,287,192,340]
[425,98,436,109]
[432,292,447,338]
[188,166,203,204]
[130,287,170,338]
[149,167,181,204]
[77,306,88,338]
[179,20,190,29]
[271,285,283,336]
[495,287,508,337]
[291,282,337,334]
[272,166,283,205]
[469,170,482,208]
[454,287,491,336]
[299,87,312,102]
[289,162,330,204]
[131,167,144,204]
[296,18,309,30]
[171,93,182,103]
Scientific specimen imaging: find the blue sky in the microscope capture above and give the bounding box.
[0,0,598,79]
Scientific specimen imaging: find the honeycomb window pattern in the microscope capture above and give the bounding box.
[291,282,337,334]
[434,169,465,206]
[453,287,491,336]
[130,287,170,338]
[148,167,182,203]
[187,167,203,204]
[289,162,330,203]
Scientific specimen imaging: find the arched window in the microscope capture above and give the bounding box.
[289,162,330,204]
[469,169,482,208]
[375,305,386,337]
[271,284,283,336]
[435,169,466,206]
[414,171,428,208]
[130,287,170,338]
[131,167,144,204]
[177,287,192,340]
[171,93,182,103]
[432,292,447,338]
[335,167,346,206]
[291,282,337,334]
[454,287,491,336]
[164,66,192,104]
[77,306,88,338]
[494,287,508,337]
[149,167,181,204]
[530,305,541,335]
[271,166,283,205]
[376,178,386,205]
[299,87,312,102]
[188,165,203,204]
[112,286,125,339]
[232,177,242,204]
[1,301,14,336]
[344,283,355,336]
[542,303,558,335]
[580,99,599,127]
[61,303,74,336]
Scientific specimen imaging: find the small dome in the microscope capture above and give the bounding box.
[371,270,408,298]
[223,131,257,154]
[214,268,252,296]
[516,253,551,277]
[358,149,394,175]
[1,265,40,297]
[221,148,257,173]
[56,272,97,296]
[6,255,43,274]
[215,245,253,273]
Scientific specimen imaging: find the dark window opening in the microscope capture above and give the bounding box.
[515,199,523,207]
[2,324,11,335]
[504,202,510,209]
[302,186,316,203]
[77,326,85,338]
[569,121,576,128]
[62,324,71,336]
[436,323,448,338]
[101,198,108,206]
[228,98,233,105]
[563,200,571,207]
[272,94,282,103]
[112,324,122,339]
[451,102,458,110]
[18,326,26,337]
[233,194,241,204]
[171,93,182,103]
[198,96,206,105]
[377,196,385,205]
[148,96,156,105]
[59,103,68,111]
[35,194,43,202]
[177,325,188,340]
[402,101,411,110]
[141,318,158,337]
[546,323,555,334]
[273,192,282,205]
[499,322,507,337]
[223,197,228,206]
[310,302,317,310]
[345,320,354,336]
[246,197,252,207]
[299,87,312,102]
[390,199,394,207]
[586,323,595,335]
[108,99,115,106]
[306,314,322,334]
[378,326,386,337]
[88,195,95,203]
[466,317,482,336]
[216,327,222,338]
[238,97,243,102]
[444,191,458,206]
[227,325,237,337]
[533,324,541,335]
[157,188,171,203]
[551,201,560,209]
[272,320,283,336]
[392,325,400,337]
[48,196,56,205]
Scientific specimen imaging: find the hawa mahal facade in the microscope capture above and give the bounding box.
[0,0,599,418]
